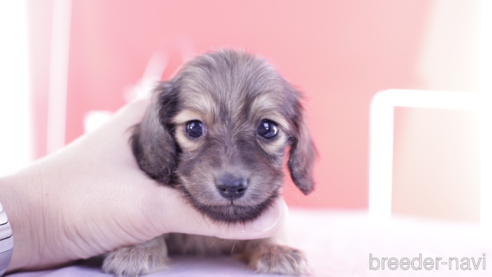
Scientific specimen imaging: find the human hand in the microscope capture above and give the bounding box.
[0,99,287,272]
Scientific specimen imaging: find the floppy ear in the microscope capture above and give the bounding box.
[288,106,317,195]
[130,81,179,185]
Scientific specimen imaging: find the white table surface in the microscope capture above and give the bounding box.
[6,209,491,277]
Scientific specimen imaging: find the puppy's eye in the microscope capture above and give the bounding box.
[185,120,204,138]
[257,120,278,139]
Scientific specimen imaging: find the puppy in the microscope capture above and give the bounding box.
[102,49,316,276]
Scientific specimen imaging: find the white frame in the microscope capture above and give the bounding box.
[368,89,482,223]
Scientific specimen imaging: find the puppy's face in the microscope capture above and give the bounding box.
[132,50,316,222]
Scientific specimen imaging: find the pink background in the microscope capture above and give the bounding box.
[27,1,481,212]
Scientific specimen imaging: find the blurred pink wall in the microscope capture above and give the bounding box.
[29,0,435,209]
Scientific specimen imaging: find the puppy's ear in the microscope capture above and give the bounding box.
[130,81,179,185]
[288,105,317,195]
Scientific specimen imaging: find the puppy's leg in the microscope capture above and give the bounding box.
[243,239,309,276]
[102,235,169,277]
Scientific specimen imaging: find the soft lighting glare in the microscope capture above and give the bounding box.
[0,1,32,176]
[480,0,492,230]
[369,90,480,223]
[47,0,72,154]
[83,111,113,133]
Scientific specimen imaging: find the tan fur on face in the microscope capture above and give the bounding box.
[249,93,284,119]
[257,127,288,155]
[173,110,206,151]
[172,109,204,125]
[257,112,290,154]
[179,88,216,124]
[174,128,204,152]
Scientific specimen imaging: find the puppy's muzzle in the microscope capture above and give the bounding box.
[215,174,248,200]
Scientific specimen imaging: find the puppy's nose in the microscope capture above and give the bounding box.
[216,175,248,200]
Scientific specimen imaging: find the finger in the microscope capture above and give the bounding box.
[210,198,287,240]
[102,99,151,133]
[147,187,287,240]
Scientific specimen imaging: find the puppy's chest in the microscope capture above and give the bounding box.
[164,233,248,256]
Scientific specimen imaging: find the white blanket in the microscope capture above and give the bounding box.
[7,209,491,277]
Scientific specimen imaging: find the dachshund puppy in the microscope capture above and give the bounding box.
[102,49,316,276]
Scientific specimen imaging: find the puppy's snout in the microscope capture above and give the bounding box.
[216,174,248,200]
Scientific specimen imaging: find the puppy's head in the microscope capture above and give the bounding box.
[132,50,316,222]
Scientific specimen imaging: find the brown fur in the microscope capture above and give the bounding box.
[103,49,316,276]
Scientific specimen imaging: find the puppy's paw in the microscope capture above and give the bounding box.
[102,244,169,277]
[248,244,309,276]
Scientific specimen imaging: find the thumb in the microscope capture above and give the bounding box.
[147,187,287,240]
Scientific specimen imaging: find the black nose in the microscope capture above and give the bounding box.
[216,175,248,200]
